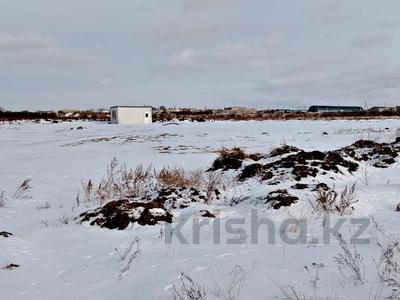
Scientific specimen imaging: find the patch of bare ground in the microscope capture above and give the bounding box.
[77,159,223,229]
[77,137,400,229]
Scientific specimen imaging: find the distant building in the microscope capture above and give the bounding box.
[369,106,397,113]
[224,107,257,114]
[275,109,294,113]
[308,105,364,113]
[110,106,152,124]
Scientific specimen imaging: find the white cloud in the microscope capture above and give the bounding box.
[99,78,112,86]
[166,49,194,67]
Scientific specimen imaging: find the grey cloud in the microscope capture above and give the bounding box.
[254,61,400,106]
[351,35,390,49]
[158,17,224,41]
[0,32,95,66]
[380,21,398,28]
[2,0,400,110]
[0,33,55,51]
[164,32,284,67]
[7,48,95,66]
[182,0,229,10]
[317,0,354,22]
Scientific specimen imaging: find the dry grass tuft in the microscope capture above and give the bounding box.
[77,158,226,206]
[333,234,365,285]
[203,171,223,203]
[0,191,6,207]
[172,273,207,300]
[218,147,247,160]
[157,167,203,190]
[13,179,33,199]
[312,183,358,215]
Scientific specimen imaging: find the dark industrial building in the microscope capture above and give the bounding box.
[369,106,400,113]
[308,105,364,113]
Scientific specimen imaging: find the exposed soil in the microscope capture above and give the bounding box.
[79,187,206,230]
[1,263,20,270]
[313,183,330,191]
[79,138,400,227]
[79,199,171,229]
[236,138,400,184]
[291,183,309,190]
[263,189,299,209]
[262,148,358,182]
[238,163,263,181]
[269,145,301,157]
[210,155,243,171]
[0,231,13,238]
[199,210,216,218]
[209,147,265,171]
[340,140,399,168]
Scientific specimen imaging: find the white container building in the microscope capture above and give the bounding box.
[110,106,152,124]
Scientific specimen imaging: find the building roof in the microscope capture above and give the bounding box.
[110,106,152,109]
[309,105,363,109]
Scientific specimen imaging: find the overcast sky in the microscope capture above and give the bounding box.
[1,0,399,111]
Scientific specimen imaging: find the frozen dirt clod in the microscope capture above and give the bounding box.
[263,189,299,209]
[313,183,330,191]
[261,149,358,182]
[79,187,206,229]
[199,210,216,218]
[1,263,20,270]
[340,140,399,168]
[79,199,173,229]
[209,147,252,171]
[269,144,301,158]
[291,183,309,190]
[236,138,400,184]
[0,231,13,238]
[210,155,242,171]
[238,163,263,181]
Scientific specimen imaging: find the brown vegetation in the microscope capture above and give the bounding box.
[0,110,108,122]
[311,184,358,215]
[153,109,400,122]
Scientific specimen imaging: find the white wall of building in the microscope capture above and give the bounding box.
[110,106,152,124]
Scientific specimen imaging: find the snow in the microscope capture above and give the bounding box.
[1,120,400,299]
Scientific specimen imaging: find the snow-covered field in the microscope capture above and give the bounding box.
[1,120,400,300]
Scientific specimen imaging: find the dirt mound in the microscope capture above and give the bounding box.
[261,149,358,182]
[79,187,206,230]
[340,140,399,168]
[269,145,301,157]
[209,147,264,171]
[291,183,309,190]
[313,183,330,191]
[238,163,263,181]
[235,138,400,183]
[263,189,299,209]
[210,155,243,171]
[157,187,207,209]
[79,199,173,230]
